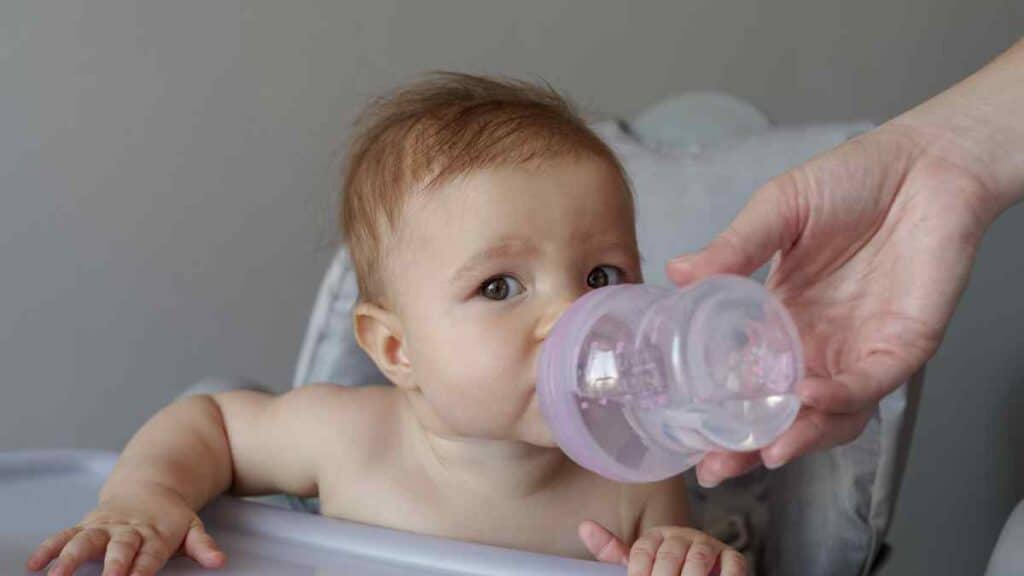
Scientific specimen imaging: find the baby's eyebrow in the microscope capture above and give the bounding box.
[451,240,539,284]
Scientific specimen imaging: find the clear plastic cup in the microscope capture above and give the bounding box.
[536,275,803,483]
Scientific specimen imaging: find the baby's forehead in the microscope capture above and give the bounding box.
[390,164,636,263]
[404,158,630,223]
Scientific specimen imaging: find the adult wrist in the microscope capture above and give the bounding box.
[887,38,1024,217]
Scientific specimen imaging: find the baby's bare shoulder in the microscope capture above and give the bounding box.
[280,384,401,469]
[280,383,397,435]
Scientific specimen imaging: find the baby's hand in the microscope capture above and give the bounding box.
[26,485,225,576]
[579,520,745,576]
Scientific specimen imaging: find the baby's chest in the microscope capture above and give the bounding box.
[317,468,635,560]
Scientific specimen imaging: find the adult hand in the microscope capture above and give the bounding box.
[671,39,1024,487]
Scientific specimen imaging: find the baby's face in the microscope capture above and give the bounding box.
[388,156,641,446]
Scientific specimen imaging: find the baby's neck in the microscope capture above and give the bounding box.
[399,392,569,500]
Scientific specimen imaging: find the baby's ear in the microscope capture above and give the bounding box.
[353,302,414,390]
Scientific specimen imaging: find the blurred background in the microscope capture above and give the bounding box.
[1,2,1022,574]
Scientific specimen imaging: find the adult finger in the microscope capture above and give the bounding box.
[696,452,762,488]
[760,407,873,469]
[797,351,918,414]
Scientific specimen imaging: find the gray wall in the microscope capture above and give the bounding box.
[1,1,1021,574]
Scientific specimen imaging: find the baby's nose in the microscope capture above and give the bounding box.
[534,296,577,341]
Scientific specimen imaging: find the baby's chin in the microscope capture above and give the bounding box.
[522,429,559,449]
[522,420,559,449]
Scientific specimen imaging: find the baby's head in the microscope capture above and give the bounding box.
[343,73,641,446]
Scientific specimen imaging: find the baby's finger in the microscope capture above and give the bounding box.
[126,539,171,576]
[26,527,80,571]
[649,536,688,576]
[102,529,142,576]
[182,520,226,568]
[718,549,748,576]
[626,531,664,576]
[49,528,110,576]
[578,520,629,566]
[680,538,718,576]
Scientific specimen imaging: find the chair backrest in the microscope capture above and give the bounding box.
[291,96,917,576]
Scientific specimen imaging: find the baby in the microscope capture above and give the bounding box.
[28,73,745,576]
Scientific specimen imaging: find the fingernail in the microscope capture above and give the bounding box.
[697,473,721,489]
[763,452,788,470]
[795,383,816,405]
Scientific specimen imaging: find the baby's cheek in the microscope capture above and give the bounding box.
[447,335,529,397]
[451,343,521,394]
[457,323,528,369]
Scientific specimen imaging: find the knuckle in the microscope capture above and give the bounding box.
[82,528,108,547]
[655,544,687,564]
[149,523,179,545]
[686,542,717,567]
[113,529,143,548]
[631,549,657,567]
[129,522,163,542]
[190,523,211,540]
[82,512,114,526]
[57,549,79,565]
[134,549,166,568]
[146,541,170,558]
[810,411,830,436]
[659,533,692,551]
[630,539,659,562]
[639,526,671,541]
[53,526,81,543]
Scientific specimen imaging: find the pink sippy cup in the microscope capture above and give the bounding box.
[536,275,803,483]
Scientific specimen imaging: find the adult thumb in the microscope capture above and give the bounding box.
[666,176,803,286]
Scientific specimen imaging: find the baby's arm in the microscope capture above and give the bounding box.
[27,383,358,576]
[580,475,746,576]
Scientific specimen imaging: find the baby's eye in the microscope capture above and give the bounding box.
[480,275,525,301]
[586,265,625,289]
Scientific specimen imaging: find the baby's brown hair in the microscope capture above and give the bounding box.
[340,72,629,304]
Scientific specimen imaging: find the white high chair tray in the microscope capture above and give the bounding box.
[2,451,621,575]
